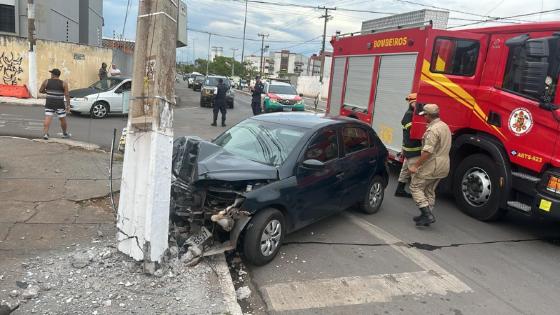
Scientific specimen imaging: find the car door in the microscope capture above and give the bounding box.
[294,126,344,228]
[339,125,378,209]
[110,80,131,112]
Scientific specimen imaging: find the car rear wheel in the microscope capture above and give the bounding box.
[243,208,285,266]
[361,176,385,214]
[90,102,109,119]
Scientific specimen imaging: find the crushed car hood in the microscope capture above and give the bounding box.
[173,136,278,183]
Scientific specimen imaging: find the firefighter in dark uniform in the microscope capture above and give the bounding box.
[211,78,228,127]
[395,93,423,198]
[251,76,264,115]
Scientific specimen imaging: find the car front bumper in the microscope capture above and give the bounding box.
[265,101,305,112]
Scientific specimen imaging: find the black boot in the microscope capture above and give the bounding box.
[415,206,436,227]
[211,121,217,126]
[413,206,432,222]
[394,182,412,198]
[221,120,226,127]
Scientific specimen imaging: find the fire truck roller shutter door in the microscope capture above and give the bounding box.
[344,56,375,111]
[328,57,347,115]
[371,54,418,155]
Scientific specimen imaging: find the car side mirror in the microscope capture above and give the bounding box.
[302,159,325,170]
[299,93,304,97]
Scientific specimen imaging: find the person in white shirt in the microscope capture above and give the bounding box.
[109,64,121,77]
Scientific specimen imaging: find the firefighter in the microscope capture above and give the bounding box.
[251,76,264,115]
[395,93,422,198]
[408,104,451,227]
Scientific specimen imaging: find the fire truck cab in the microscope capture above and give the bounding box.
[327,22,560,222]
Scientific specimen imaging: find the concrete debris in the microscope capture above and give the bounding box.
[15,281,28,289]
[22,285,40,299]
[8,290,19,298]
[181,245,203,267]
[71,250,95,269]
[102,300,112,307]
[236,286,251,300]
[238,269,247,276]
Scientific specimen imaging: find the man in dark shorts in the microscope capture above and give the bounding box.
[211,78,228,127]
[39,68,71,140]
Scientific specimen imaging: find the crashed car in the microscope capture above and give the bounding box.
[171,113,389,265]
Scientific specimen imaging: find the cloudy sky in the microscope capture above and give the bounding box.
[103,0,560,63]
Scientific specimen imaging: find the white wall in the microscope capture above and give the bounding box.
[296,75,330,100]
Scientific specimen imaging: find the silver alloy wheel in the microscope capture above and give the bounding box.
[91,103,107,118]
[260,219,281,257]
[461,167,492,207]
[369,181,383,208]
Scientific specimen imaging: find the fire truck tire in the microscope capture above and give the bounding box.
[242,208,285,266]
[453,154,506,221]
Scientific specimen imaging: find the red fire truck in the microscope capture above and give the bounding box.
[326,22,560,221]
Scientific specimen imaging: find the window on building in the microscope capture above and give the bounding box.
[304,128,339,163]
[430,37,480,76]
[0,5,15,33]
[343,127,369,154]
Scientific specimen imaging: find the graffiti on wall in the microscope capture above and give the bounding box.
[0,52,24,85]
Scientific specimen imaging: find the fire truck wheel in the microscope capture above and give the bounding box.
[453,154,506,221]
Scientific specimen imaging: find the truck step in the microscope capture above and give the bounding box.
[512,172,540,183]
[507,201,532,213]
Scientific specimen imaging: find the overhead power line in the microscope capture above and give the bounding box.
[188,28,321,44]
[448,7,560,29]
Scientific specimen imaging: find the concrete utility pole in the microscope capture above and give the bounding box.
[231,48,238,77]
[27,0,37,98]
[117,0,178,263]
[240,0,248,71]
[258,33,269,76]
[206,33,211,75]
[319,6,334,84]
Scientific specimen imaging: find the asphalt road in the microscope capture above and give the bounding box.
[3,85,560,315]
[0,82,255,149]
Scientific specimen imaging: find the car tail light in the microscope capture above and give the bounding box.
[546,175,560,194]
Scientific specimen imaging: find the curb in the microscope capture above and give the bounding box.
[1,136,105,153]
[0,97,45,107]
[213,254,243,315]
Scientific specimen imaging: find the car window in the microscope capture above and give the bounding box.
[268,85,297,95]
[343,127,369,154]
[304,128,339,163]
[117,81,131,92]
[430,37,480,76]
[205,77,226,86]
[91,78,121,91]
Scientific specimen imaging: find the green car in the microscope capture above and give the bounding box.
[263,81,305,112]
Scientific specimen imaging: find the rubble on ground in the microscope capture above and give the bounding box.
[0,240,236,315]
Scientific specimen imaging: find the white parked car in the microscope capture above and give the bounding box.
[69,77,131,118]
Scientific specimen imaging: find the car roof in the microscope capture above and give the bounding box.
[268,81,292,86]
[250,112,364,129]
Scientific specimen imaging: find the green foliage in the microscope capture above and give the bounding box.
[177,57,255,79]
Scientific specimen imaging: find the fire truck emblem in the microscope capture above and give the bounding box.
[508,108,533,136]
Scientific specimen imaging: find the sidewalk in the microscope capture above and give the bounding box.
[0,137,241,314]
[0,96,45,107]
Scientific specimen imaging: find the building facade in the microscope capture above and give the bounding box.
[245,50,308,78]
[0,0,103,47]
[307,51,332,77]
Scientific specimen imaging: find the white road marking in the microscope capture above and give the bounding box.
[261,213,472,312]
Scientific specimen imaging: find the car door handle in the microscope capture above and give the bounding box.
[336,172,345,179]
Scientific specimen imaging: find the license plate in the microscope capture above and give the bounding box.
[283,106,292,112]
[185,226,212,247]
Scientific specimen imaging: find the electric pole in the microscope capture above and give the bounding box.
[231,48,238,77]
[258,33,269,77]
[240,0,248,69]
[319,6,334,84]
[118,0,178,264]
[27,0,37,97]
[206,33,211,75]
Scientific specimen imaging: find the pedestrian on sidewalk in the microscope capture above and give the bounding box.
[408,104,451,227]
[99,62,108,89]
[211,78,228,127]
[395,93,422,198]
[251,76,264,115]
[39,68,71,140]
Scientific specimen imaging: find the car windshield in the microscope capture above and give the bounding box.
[269,84,297,95]
[89,78,122,91]
[213,119,306,166]
[195,75,205,81]
[205,77,226,86]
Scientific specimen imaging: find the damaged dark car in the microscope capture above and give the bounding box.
[171,113,389,266]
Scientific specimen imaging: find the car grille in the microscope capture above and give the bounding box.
[279,99,297,105]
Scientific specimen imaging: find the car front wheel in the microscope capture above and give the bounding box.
[243,208,285,266]
[361,176,385,214]
[90,102,109,119]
